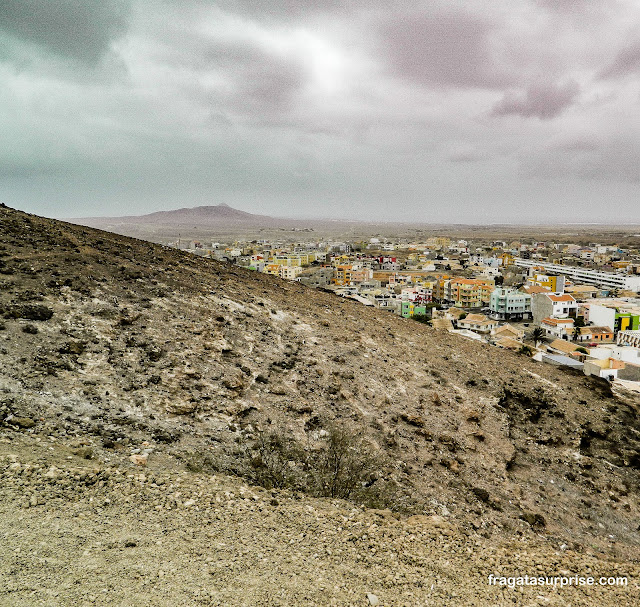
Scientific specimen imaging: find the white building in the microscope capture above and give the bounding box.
[514,259,640,292]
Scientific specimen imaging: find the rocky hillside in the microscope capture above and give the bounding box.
[1,203,639,576]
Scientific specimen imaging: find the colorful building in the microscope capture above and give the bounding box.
[445,278,494,308]
[400,301,428,318]
[528,271,565,293]
[489,288,532,320]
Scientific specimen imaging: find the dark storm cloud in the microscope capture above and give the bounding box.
[491,81,580,120]
[0,0,130,63]
[380,9,509,89]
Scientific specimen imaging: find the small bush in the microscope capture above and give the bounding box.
[244,423,395,507]
[412,314,430,324]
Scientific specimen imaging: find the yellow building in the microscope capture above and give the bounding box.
[269,253,315,267]
[447,278,494,308]
[264,264,281,276]
[333,265,353,286]
[279,266,304,280]
[425,237,451,250]
[499,253,514,267]
[529,272,564,292]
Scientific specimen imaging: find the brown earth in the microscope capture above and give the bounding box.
[1,432,638,607]
[1,204,640,604]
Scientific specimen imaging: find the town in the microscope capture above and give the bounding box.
[171,234,640,390]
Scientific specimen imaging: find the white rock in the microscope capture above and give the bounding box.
[130,454,148,466]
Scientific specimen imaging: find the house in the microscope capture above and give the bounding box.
[333,265,353,286]
[576,326,614,343]
[499,253,514,267]
[541,317,575,339]
[495,337,524,351]
[445,278,495,308]
[264,263,281,276]
[585,344,640,366]
[457,314,498,334]
[489,288,532,320]
[451,328,485,341]
[583,357,629,381]
[521,285,551,296]
[528,272,566,293]
[400,301,429,318]
[279,266,304,281]
[491,324,525,341]
[541,354,584,370]
[531,293,578,324]
[548,339,582,357]
[588,302,640,335]
[618,330,640,348]
[564,285,599,301]
[432,307,467,321]
[299,267,334,288]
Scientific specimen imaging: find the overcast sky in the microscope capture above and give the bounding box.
[1,0,639,223]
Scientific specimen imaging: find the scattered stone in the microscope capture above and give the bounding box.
[10,416,36,429]
[130,454,148,466]
[72,446,93,459]
[165,401,197,415]
[400,414,425,428]
[521,511,547,529]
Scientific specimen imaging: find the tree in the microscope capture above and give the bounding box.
[519,344,533,356]
[531,327,545,347]
[572,326,581,342]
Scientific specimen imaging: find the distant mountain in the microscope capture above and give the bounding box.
[65,204,286,228]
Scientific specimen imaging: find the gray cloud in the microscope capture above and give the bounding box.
[491,81,580,120]
[0,0,130,64]
[380,9,509,89]
[536,0,597,11]
[202,42,307,119]
[599,40,640,79]
[0,0,639,223]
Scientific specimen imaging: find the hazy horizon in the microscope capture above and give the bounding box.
[1,1,640,224]
[49,202,640,230]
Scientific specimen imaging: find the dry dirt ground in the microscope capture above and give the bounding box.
[1,204,640,605]
[0,431,638,607]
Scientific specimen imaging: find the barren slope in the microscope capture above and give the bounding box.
[1,432,638,606]
[1,203,640,573]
